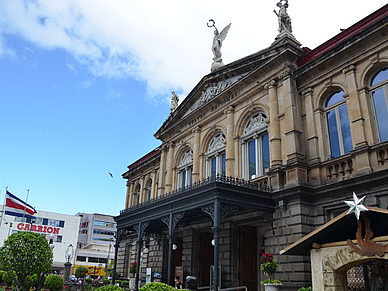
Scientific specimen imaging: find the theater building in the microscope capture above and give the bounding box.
[114,3,388,291]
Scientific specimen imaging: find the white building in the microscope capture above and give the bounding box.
[0,209,80,273]
[74,213,116,278]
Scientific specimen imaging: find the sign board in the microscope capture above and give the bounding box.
[146,268,152,284]
[153,272,161,282]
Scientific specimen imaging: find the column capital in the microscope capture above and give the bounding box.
[342,64,356,75]
[278,66,295,81]
[264,79,277,90]
[192,126,202,134]
[301,87,314,96]
[224,105,235,115]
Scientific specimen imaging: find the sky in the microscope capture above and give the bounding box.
[0,0,387,217]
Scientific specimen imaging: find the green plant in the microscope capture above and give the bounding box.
[83,285,94,291]
[102,278,110,285]
[75,267,88,280]
[25,274,38,290]
[85,278,93,284]
[260,253,282,285]
[0,232,52,291]
[95,286,125,291]
[119,281,129,287]
[129,262,137,274]
[297,287,312,291]
[44,275,63,291]
[140,282,176,291]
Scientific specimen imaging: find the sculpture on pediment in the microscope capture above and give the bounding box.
[208,19,231,72]
[274,0,292,34]
[243,113,267,136]
[170,91,179,113]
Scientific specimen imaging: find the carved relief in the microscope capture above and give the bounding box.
[185,74,247,116]
[207,133,226,154]
[243,112,268,137]
[179,149,193,168]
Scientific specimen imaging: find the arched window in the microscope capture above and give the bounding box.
[177,149,193,189]
[206,133,226,177]
[241,112,270,180]
[325,91,353,158]
[370,68,388,142]
[146,180,152,201]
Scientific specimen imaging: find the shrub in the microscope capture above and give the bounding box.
[140,282,175,291]
[83,285,94,291]
[96,286,126,291]
[44,275,63,291]
[119,281,129,287]
[75,267,88,280]
[85,278,93,284]
[102,278,110,285]
[297,287,312,291]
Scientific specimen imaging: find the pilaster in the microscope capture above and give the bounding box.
[225,106,235,177]
[192,126,201,183]
[165,142,175,193]
[158,145,167,196]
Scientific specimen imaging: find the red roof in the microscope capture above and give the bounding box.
[127,147,161,171]
[298,4,388,67]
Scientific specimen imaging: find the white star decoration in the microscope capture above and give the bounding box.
[344,192,368,220]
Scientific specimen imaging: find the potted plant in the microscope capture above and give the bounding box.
[129,262,137,277]
[260,253,282,291]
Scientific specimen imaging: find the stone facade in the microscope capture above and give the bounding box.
[116,4,388,291]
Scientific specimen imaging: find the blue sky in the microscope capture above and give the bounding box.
[0,1,387,216]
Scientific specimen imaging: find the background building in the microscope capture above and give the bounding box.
[0,209,80,273]
[114,3,388,291]
[75,213,116,277]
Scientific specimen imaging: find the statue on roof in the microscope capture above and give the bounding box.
[170,91,179,113]
[208,19,231,72]
[274,0,292,34]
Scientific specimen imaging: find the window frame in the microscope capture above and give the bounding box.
[370,68,388,143]
[324,91,353,158]
[177,149,193,189]
[206,133,226,177]
[241,112,270,180]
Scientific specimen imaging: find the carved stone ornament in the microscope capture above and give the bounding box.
[342,64,356,75]
[243,112,268,137]
[184,73,247,117]
[347,213,388,256]
[170,91,179,113]
[264,80,277,90]
[179,149,193,168]
[207,133,226,154]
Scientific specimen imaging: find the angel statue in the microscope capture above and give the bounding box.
[208,19,231,71]
[170,91,179,113]
[273,0,292,34]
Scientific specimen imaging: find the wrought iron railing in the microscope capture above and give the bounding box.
[120,174,272,215]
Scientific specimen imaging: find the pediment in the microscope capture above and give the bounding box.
[154,41,305,140]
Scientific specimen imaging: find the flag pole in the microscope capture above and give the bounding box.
[22,189,30,221]
[0,186,8,228]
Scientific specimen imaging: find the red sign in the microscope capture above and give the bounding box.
[17,223,60,234]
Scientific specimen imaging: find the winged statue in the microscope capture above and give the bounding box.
[210,21,231,63]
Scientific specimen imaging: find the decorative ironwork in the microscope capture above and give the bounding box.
[149,233,161,246]
[120,174,272,215]
[202,203,239,223]
[161,212,185,234]
[133,221,150,239]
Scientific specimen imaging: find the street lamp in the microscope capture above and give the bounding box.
[48,234,55,250]
[64,244,74,284]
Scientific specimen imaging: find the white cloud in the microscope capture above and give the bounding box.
[108,89,121,101]
[0,0,387,101]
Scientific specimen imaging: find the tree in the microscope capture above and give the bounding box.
[44,274,63,291]
[75,266,88,280]
[0,231,53,291]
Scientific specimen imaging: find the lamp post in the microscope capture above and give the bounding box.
[64,244,74,284]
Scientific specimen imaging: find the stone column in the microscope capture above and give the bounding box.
[125,181,133,209]
[157,145,167,196]
[343,65,367,148]
[192,126,201,183]
[280,68,305,163]
[343,64,371,174]
[151,170,157,199]
[234,136,241,178]
[165,142,175,193]
[199,154,206,180]
[265,80,282,167]
[302,88,320,163]
[225,106,235,177]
